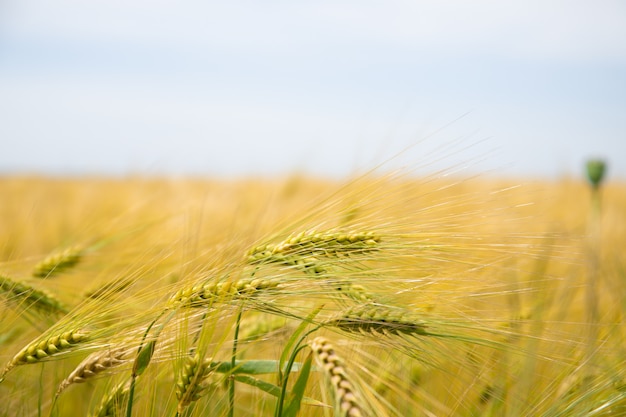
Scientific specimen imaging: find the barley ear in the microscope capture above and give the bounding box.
[1,329,89,380]
[167,277,280,308]
[176,353,215,414]
[246,229,381,275]
[328,304,429,337]
[333,282,377,303]
[248,229,381,260]
[0,273,68,317]
[90,381,131,417]
[33,246,83,278]
[310,336,366,417]
[57,347,128,395]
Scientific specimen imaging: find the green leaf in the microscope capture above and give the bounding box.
[131,314,173,377]
[235,375,282,397]
[234,374,328,408]
[213,360,303,375]
[283,353,313,417]
[279,305,323,379]
[133,339,156,376]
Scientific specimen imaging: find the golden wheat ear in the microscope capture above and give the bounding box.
[328,304,429,337]
[56,346,130,395]
[247,229,381,260]
[246,228,381,275]
[310,336,367,417]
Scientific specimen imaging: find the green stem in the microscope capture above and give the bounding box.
[126,309,168,417]
[585,187,602,374]
[38,363,44,417]
[274,326,320,417]
[229,307,244,417]
[49,393,59,417]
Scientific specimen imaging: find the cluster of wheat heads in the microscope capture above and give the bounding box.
[0,174,625,416]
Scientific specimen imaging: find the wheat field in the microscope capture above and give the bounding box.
[0,170,624,416]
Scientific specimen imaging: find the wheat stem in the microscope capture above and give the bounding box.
[228,307,243,417]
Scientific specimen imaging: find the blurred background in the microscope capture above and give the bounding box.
[1,1,625,179]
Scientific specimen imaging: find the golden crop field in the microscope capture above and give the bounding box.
[0,169,624,417]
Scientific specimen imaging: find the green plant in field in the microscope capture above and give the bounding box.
[585,159,606,190]
[583,158,609,392]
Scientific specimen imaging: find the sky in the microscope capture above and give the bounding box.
[1,1,625,180]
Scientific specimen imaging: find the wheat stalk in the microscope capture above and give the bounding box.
[310,336,366,417]
[0,273,68,317]
[56,347,129,395]
[32,246,83,278]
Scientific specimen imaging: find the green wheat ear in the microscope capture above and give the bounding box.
[0,273,68,317]
[33,246,83,278]
[176,353,215,414]
[1,328,89,380]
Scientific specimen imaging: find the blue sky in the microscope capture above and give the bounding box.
[1,1,625,180]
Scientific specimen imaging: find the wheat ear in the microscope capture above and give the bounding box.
[247,229,380,272]
[176,353,215,414]
[0,273,68,316]
[168,276,280,308]
[248,229,380,259]
[56,347,129,395]
[1,328,89,380]
[84,276,133,300]
[333,282,377,303]
[90,380,131,417]
[33,246,83,278]
[328,304,429,336]
[310,336,365,417]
